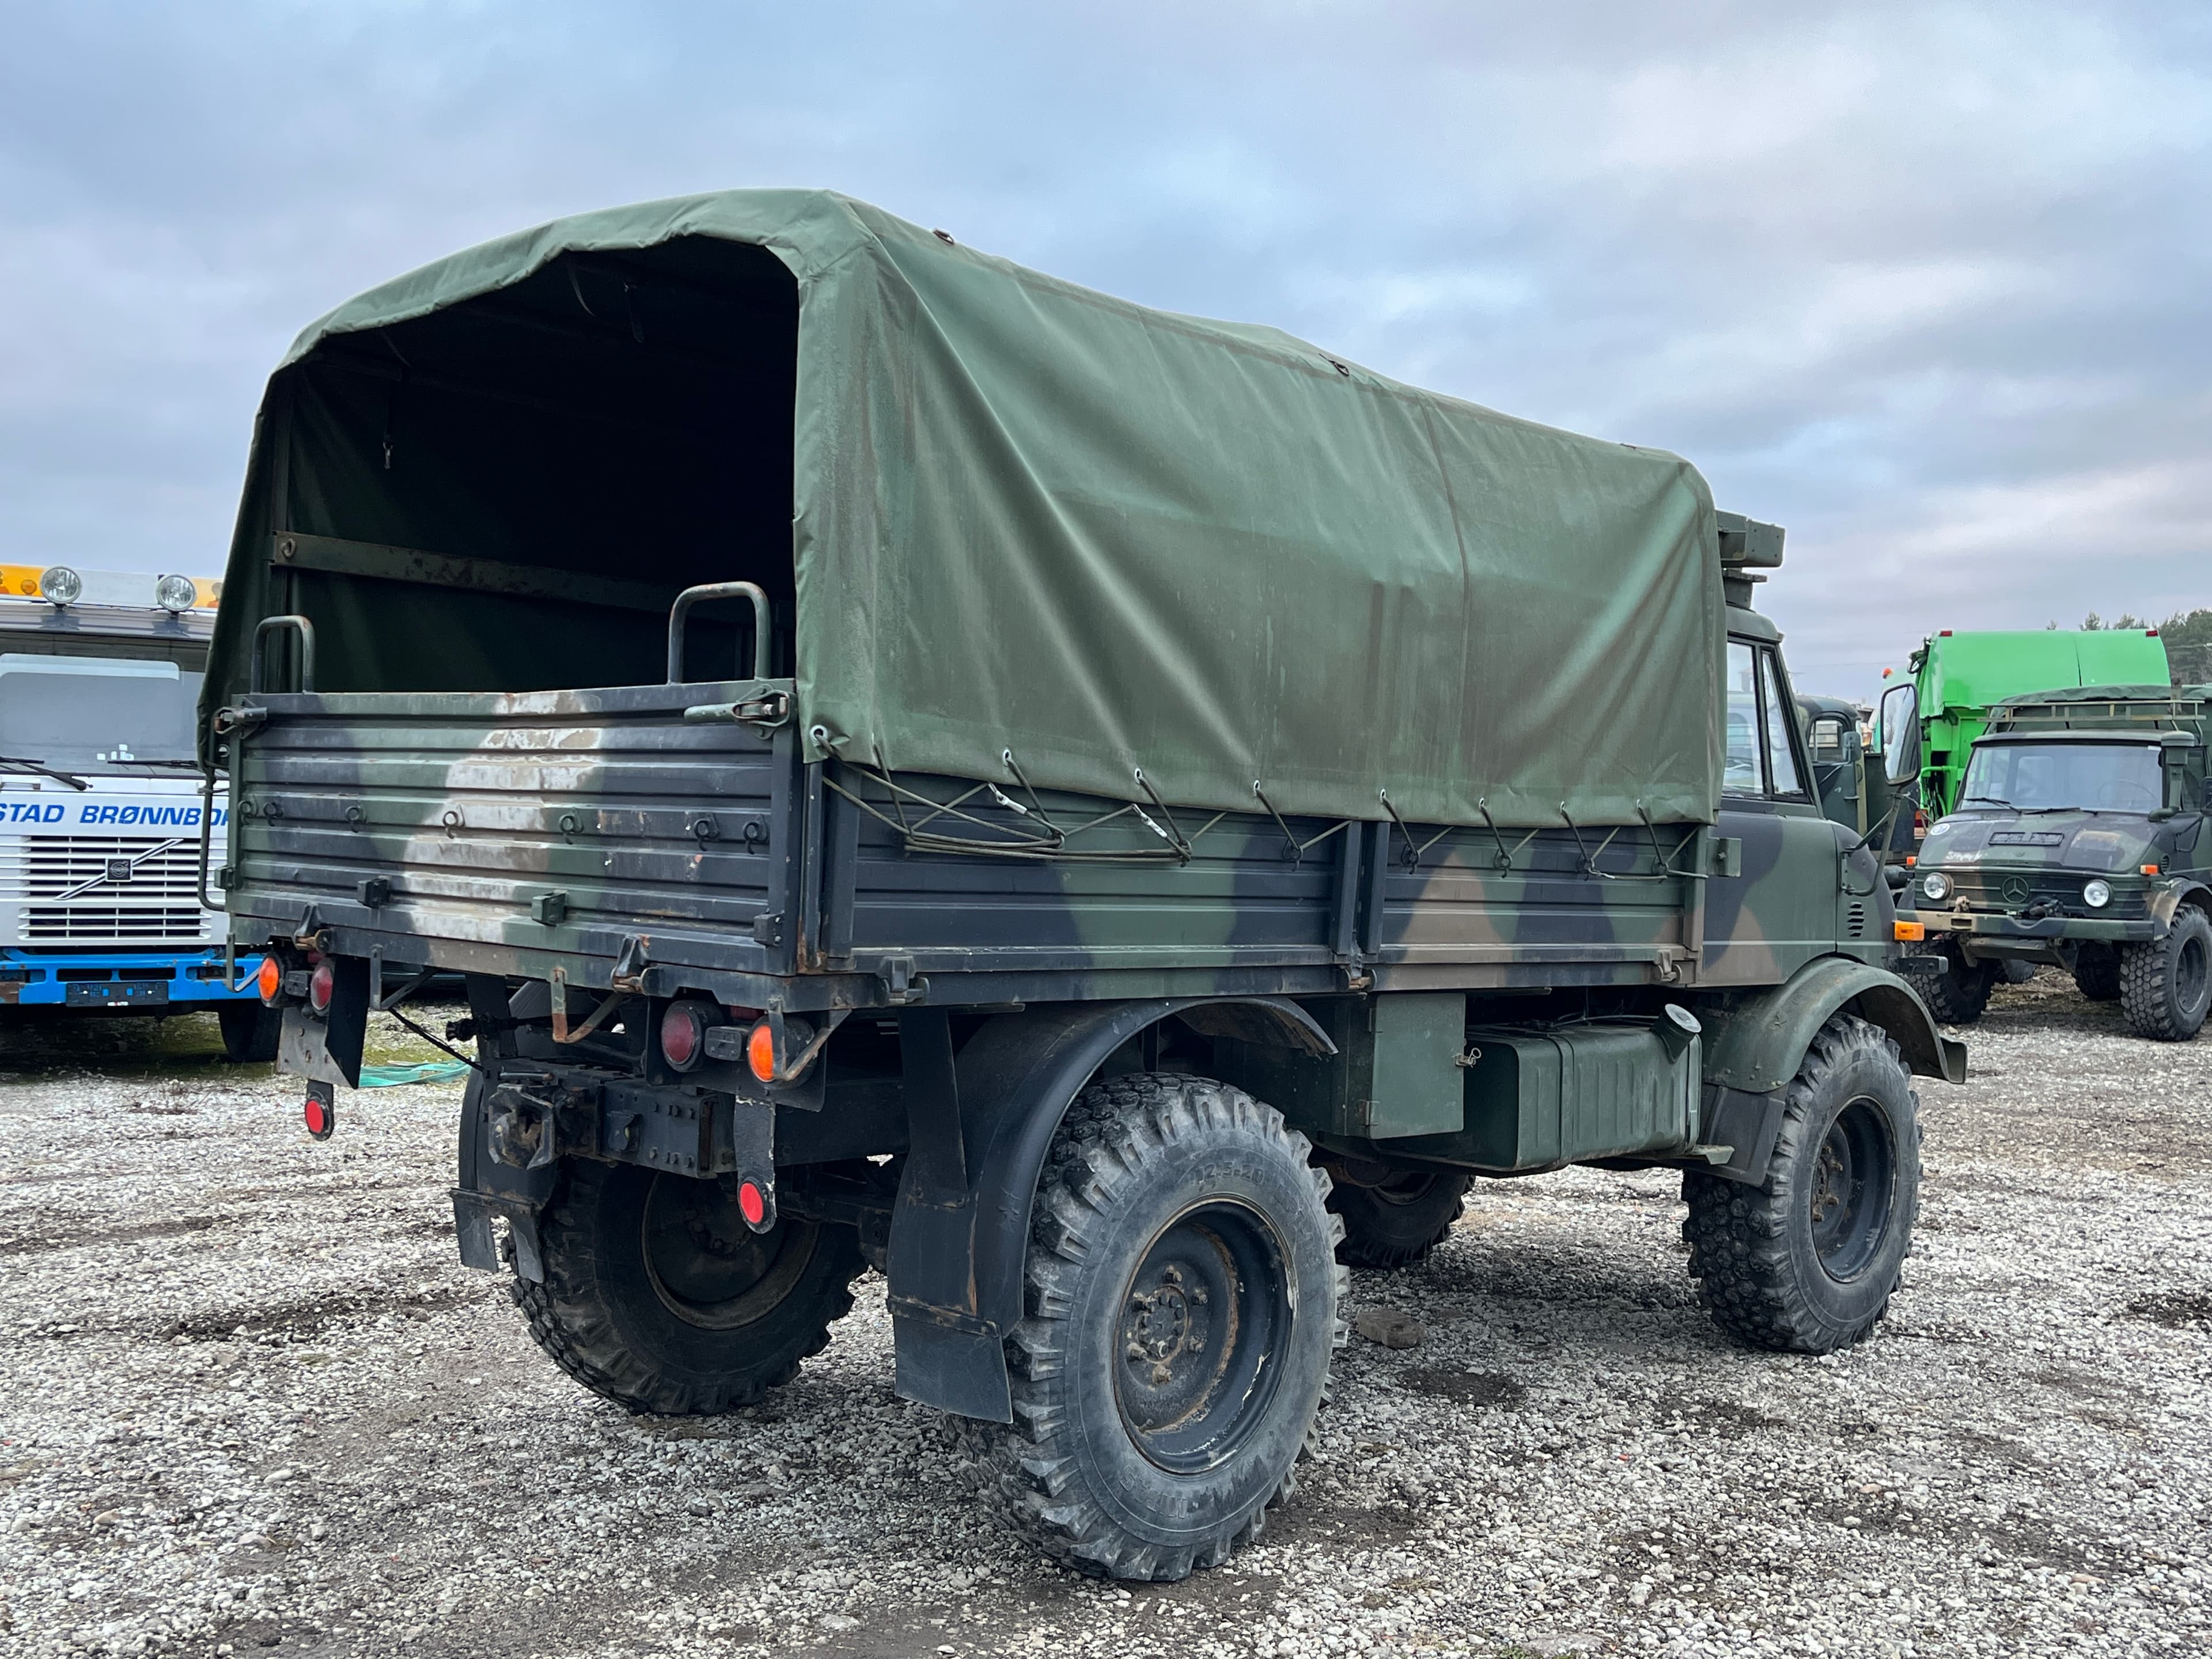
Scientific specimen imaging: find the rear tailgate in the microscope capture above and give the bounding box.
[222,681,798,980]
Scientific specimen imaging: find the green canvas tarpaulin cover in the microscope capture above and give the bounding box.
[206,190,1725,828]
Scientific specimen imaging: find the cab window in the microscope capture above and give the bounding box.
[1724,642,1762,794]
[1724,639,1810,801]
[1760,652,1808,798]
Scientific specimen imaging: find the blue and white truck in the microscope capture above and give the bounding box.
[0,563,273,1059]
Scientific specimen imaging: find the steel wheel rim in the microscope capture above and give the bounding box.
[1113,1199,1291,1475]
[641,1172,817,1330]
[1806,1096,1895,1282]
[2179,931,2210,1016]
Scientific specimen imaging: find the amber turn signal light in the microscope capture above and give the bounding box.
[256,955,283,1002]
[746,1021,777,1083]
[1893,920,1925,942]
[2142,864,2161,875]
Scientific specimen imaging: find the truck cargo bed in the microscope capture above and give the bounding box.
[222,683,1710,1006]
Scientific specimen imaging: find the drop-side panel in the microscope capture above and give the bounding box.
[225,683,798,978]
[1369,823,1701,983]
[828,765,1349,978]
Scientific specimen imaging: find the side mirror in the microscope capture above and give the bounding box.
[1878,684,1921,787]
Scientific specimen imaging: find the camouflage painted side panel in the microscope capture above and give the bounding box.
[1699,804,1877,984]
[225,690,1861,998]
[834,763,1345,975]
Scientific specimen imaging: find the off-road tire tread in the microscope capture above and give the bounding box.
[1683,1013,1920,1354]
[1901,950,1993,1025]
[957,1073,1347,1582]
[1328,1171,1473,1270]
[510,1161,862,1416]
[2119,907,2211,1041]
[2072,945,2123,1003]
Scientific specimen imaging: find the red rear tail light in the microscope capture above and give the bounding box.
[308,960,335,1012]
[660,1002,706,1071]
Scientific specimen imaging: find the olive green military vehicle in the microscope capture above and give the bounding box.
[199,191,1963,1582]
[1888,683,2212,1038]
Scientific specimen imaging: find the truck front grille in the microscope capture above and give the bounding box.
[22,906,209,942]
[18,836,205,902]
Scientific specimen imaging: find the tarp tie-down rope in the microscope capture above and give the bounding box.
[1251,782,1352,868]
[822,750,1232,865]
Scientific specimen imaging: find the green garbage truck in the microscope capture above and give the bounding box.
[199,190,1963,1581]
[1883,628,2171,822]
[1888,684,2212,1037]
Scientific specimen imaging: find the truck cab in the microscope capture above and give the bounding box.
[1889,683,2211,1037]
[0,564,273,1058]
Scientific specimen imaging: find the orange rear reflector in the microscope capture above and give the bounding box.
[1893,921,1926,942]
[256,956,283,1001]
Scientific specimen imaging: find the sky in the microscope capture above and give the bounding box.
[2,1,2206,704]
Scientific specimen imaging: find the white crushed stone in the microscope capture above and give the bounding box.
[1,980,2206,1657]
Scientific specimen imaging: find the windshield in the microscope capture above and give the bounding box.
[1959,741,2163,813]
[0,654,202,768]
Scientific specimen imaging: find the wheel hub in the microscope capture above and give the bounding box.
[1125,1264,1208,1385]
[641,1172,816,1330]
[1113,1201,1289,1475]
[1805,1096,1896,1283]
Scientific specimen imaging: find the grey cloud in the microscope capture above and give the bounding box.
[1,1,2205,703]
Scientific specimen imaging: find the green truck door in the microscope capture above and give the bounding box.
[1705,640,1844,984]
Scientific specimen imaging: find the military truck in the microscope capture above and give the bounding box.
[199,191,1963,1582]
[1888,683,2211,1037]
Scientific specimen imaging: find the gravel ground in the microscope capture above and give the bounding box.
[3,976,2208,1659]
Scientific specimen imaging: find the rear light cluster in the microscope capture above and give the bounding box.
[656,999,810,1085]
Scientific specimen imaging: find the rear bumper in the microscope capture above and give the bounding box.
[0,950,264,1009]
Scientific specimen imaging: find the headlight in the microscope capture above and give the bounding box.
[1921,871,1950,902]
[38,565,82,605]
[2082,878,2111,909]
[154,573,198,613]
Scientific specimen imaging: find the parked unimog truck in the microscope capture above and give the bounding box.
[1888,683,2211,1037]
[199,191,1964,1582]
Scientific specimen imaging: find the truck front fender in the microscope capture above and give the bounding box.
[885,995,1334,1423]
[1700,955,1967,1094]
[2149,879,2211,931]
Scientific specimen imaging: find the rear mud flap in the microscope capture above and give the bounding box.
[450,1188,546,1282]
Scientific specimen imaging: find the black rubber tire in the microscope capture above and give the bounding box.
[1900,944,1995,1025]
[216,1002,281,1063]
[511,1160,863,1415]
[1325,1166,1472,1269]
[1683,1013,1921,1354]
[2119,907,2212,1041]
[960,1072,1346,1581]
[2072,942,2123,1003]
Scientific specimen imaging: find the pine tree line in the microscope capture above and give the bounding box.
[2060,608,2212,687]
